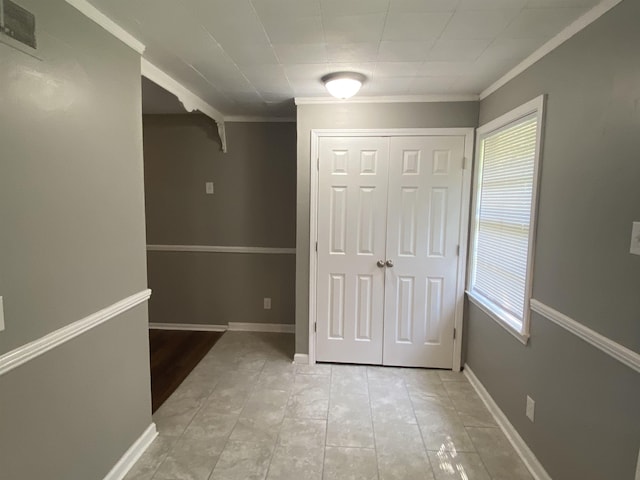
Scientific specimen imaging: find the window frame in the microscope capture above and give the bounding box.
[467,95,546,344]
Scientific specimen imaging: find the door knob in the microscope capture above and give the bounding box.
[377,260,385,268]
[385,259,394,267]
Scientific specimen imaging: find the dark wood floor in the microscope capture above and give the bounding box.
[149,329,224,413]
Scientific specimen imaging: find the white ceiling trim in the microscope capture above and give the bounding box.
[64,0,145,54]
[480,0,624,100]
[224,116,296,123]
[294,94,479,105]
[141,59,228,152]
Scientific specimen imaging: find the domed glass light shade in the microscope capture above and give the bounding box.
[323,72,366,99]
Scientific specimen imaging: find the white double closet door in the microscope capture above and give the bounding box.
[316,135,465,368]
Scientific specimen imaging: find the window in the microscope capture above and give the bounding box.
[468,96,545,343]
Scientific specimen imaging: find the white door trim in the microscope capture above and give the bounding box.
[308,128,474,370]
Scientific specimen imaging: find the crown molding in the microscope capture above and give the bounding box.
[141,59,224,124]
[224,116,296,123]
[480,0,624,100]
[64,0,145,54]
[141,59,228,151]
[294,94,478,105]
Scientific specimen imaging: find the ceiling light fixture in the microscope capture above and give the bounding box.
[322,72,366,100]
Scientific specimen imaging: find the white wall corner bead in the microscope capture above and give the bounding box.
[464,366,553,480]
[103,424,157,480]
[0,289,152,376]
[530,299,640,373]
[140,59,227,153]
[64,0,145,54]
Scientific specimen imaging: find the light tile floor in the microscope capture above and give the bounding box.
[125,332,533,480]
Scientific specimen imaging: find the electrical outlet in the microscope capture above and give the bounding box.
[0,296,5,332]
[526,395,535,422]
[630,222,640,256]
[263,297,271,310]
[205,182,214,195]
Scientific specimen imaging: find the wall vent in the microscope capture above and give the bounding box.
[0,0,36,49]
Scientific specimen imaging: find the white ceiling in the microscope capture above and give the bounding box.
[88,0,599,117]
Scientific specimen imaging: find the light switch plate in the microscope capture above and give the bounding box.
[263,297,271,310]
[630,222,640,256]
[206,182,214,195]
[0,296,5,332]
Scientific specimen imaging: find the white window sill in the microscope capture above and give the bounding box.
[466,290,530,345]
[0,32,41,60]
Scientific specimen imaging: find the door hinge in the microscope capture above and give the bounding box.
[453,328,457,340]
[314,322,317,333]
[315,241,318,252]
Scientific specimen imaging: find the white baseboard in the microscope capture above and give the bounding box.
[293,353,309,365]
[104,423,157,480]
[464,365,552,480]
[148,322,293,333]
[227,322,294,333]
[149,322,227,332]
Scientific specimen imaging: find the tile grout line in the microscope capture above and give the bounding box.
[262,358,296,480]
[366,366,381,480]
[448,380,501,480]
[404,371,438,479]
[155,343,225,480]
[440,375,495,480]
[320,364,333,480]
[207,349,268,480]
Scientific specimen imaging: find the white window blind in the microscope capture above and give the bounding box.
[470,108,541,337]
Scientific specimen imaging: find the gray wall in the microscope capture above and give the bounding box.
[0,0,151,479]
[143,116,296,325]
[467,1,640,479]
[295,102,479,353]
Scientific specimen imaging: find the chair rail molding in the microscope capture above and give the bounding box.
[147,244,296,255]
[0,289,152,376]
[480,0,624,99]
[530,299,640,373]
